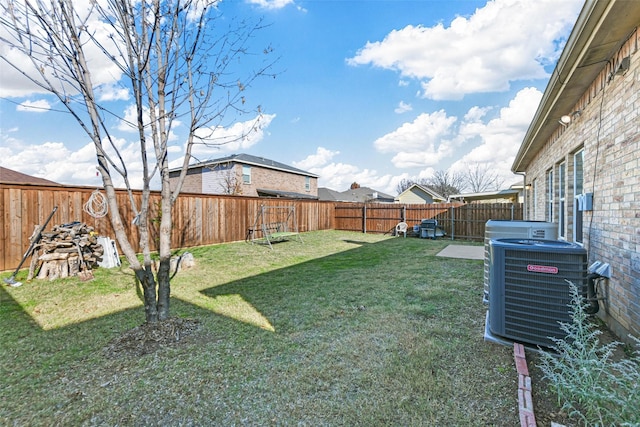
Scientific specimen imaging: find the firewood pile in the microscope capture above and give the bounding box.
[28,222,103,281]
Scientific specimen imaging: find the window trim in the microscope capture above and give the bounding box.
[558,161,566,239]
[242,165,251,184]
[546,169,554,222]
[573,149,584,244]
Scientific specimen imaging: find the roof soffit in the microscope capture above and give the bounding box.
[513,0,640,172]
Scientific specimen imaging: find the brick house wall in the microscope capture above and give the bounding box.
[240,164,317,197]
[523,29,639,341]
[169,160,318,197]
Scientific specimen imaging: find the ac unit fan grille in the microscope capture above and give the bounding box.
[501,248,586,348]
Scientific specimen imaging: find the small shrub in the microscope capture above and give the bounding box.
[538,281,640,426]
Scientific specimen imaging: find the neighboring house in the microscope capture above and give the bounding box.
[449,184,523,204]
[0,166,61,186]
[169,153,318,199]
[395,184,445,204]
[318,185,395,203]
[512,0,640,341]
[317,187,344,202]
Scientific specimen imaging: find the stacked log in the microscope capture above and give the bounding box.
[28,222,104,281]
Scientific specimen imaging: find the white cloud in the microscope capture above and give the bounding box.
[246,0,296,10]
[117,104,181,142]
[96,83,130,102]
[0,134,167,189]
[0,2,126,98]
[394,101,413,114]
[292,147,339,170]
[188,113,276,160]
[373,110,457,168]
[294,148,403,195]
[347,0,582,100]
[16,99,51,112]
[450,87,543,183]
[315,163,384,192]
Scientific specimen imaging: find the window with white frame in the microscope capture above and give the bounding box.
[546,169,554,222]
[558,162,566,239]
[242,165,251,184]
[305,176,310,191]
[573,149,584,244]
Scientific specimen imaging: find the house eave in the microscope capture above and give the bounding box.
[512,0,640,173]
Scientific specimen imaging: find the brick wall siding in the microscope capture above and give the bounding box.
[524,30,639,341]
[169,167,203,193]
[239,164,317,197]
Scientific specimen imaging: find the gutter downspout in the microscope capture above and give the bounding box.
[515,172,527,220]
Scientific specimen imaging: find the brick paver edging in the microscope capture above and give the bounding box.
[514,343,536,427]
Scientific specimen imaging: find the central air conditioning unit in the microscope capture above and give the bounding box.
[488,238,587,348]
[483,220,558,304]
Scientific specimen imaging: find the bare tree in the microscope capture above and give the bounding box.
[219,164,243,195]
[395,178,415,195]
[0,0,276,323]
[425,170,465,199]
[463,162,505,193]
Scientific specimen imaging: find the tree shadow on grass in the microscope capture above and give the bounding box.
[0,283,41,333]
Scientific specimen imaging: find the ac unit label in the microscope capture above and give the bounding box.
[527,264,558,274]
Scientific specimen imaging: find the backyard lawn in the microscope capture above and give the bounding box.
[2,230,538,426]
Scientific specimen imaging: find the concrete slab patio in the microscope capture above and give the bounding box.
[436,244,484,260]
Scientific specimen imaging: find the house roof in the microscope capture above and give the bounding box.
[397,184,445,202]
[0,166,61,186]
[512,0,640,172]
[318,186,395,203]
[449,188,520,202]
[173,153,318,178]
[317,187,343,201]
[256,188,318,200]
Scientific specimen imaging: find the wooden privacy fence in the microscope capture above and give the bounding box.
[334,202,523,240]
[1,183,521,271]
[1,183,335,271]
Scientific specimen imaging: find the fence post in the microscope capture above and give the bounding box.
[511,204,514,220]
[363,205,367,234]
[450,206,455,240]
[402,205,406,222]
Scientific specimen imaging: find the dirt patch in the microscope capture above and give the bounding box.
[103,317,202,358]
[529,357,574,426]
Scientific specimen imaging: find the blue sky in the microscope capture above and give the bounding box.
[0,0,584,195]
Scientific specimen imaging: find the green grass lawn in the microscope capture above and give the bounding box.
[1,230,520,426]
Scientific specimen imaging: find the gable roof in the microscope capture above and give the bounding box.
[317,187,343,201]
[0,166,61,186]
[397,184,445,202]
[173,153,318,178]
[318,186,395,203]
[512,0,640,172]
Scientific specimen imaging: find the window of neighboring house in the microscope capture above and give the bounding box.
[546,169,554,222]
[242,165,251,184]
[305,176,310,192]
[558,161,566,239]
[573,149,584,244]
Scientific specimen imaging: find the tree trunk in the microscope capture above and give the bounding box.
[156,257,171,321]
[137,268,158,323]
[156,169,174,321]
